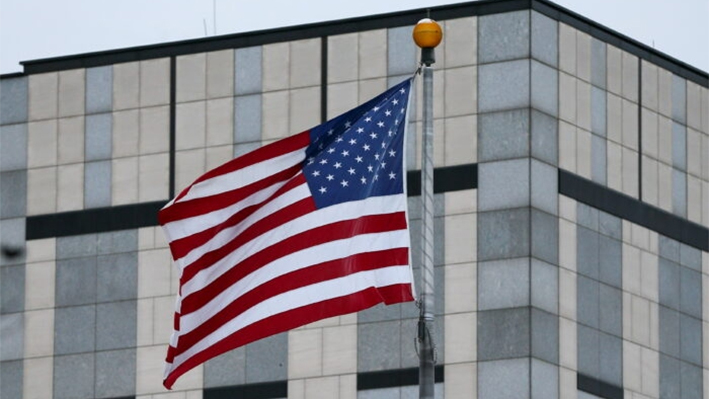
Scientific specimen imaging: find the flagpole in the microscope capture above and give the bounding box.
[413,18,442,399]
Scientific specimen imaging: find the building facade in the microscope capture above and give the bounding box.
[1,0,708,398]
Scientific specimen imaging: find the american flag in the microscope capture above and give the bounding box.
[159,77,415,389]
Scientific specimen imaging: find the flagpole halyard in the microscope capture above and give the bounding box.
[413,18,442,399]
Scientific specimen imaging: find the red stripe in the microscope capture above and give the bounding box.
[167,173,307,260]
[163,283,414,389]
[172,131,310,203]
[159,164,302,226]
[180,211,409,315]
[179,193,316,285]
[173,248,409,357]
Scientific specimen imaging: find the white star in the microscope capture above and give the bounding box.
[340,180,349,187]
[348,167,356,175]
[365,116,372,122]
[381,162,387,169]
[374,153,380,160]
[326,174,335,181]
[361,177,367,184]
[327,148,335,154]
[385,110,392,116]
[389,172,396,179]
[357,127,364,133]
[388,130,394,137]
[355,156,363,163]
[349,138,357,145]
[381,142,386,149]
[389,150,396,157]
[320,159,328,165]
[373,174,379,181]
[377,121,384,128]
[328,129,334,136]
[373,106,380,112]
[307,157,315,165]
[336,136,344,143]
[318,143,324,150]
[319,186,327,194]
[400,88,406,94]
[334,162,342,169]
[392,99,399,105]
[369,132,378,139]
[363,144,370,151]
[341,150,349,157]
[345,121,352,128]
[312,170,320,177]
[367,165,374,172]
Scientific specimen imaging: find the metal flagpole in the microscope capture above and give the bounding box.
[413,18,442,399]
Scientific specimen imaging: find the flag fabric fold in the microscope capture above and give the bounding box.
[159,77,416,389]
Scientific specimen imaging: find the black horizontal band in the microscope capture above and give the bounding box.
[577,373,624,399]
[204,380,287,399]
[357,365,444,391]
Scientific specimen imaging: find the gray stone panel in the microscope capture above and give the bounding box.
[531,11,558,67]
[55,256,97,307]
[0,265,25,314]
[245,332,287,383]
[591,39,607,89]
[1,170,27,218]
[478,109,529,162]
[531,110,558,166]
[0,360,22,399]
[577,275,599,329]
[478,60,530,113]
[679,314,702,366]
[531,209,558,265]
[577,227,599,280]
[54,305,96,355]
[680,267,702,319]
[0,123,27,171]
[478,308,530,360]
[598,284,621,337]
[0,77,28,125]
[86,66,113,114]
[235,47,263,95]
[478,208,530,261]
[679,244,702,271]
[85,113,112,161]
[54,353,95,399]
[577,325,600,379]
[659,354,680,399]
[84,160,112,208]
[479,11,530,64]
[671,75,686,123]
[234,94,262,143]
[478,159,529,211]
[95,349,136,398]
[531,259,558,314]
[659,305,680,358]
[577,203,599,231]
[531,359,559,399]
[204,347,246,387]
[598,211,621,240]
[358,320,400,371]
[97,229,137,255]
[672,168,687,217]
[598,235,621,288]
[672,122,687,171]
[591,87,607,137]
[0,218,25,266]
[57,234,97,259]
[531,60,558,117]
[659,235,680,262]
[97,252,137,303]
[659,258,680,310]
[531,159,558,215]
[96,300,136,351]
[358,302,401,323]
[478,358,530,399]
[531,308,558,364]
[234,141,259,158]
[478,258,529,310]
[680,361,703,399]
[387,26,417,76]
[0,313,23,360]
[598,332,622,386]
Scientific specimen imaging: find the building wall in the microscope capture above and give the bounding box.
[1,2,708,399]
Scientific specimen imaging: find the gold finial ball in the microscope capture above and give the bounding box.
[413,18,442,48]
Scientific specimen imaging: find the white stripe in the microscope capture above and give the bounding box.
[169,265,413,372]
[179,228,410,334]
[180,193,407,298]
[177,149,305,203]
[162,176,294,243]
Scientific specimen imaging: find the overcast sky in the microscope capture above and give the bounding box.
[1,0,707,75]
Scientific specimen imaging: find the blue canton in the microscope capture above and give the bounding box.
[303,79,412,209]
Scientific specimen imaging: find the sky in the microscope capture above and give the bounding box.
[0,0,707,75]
